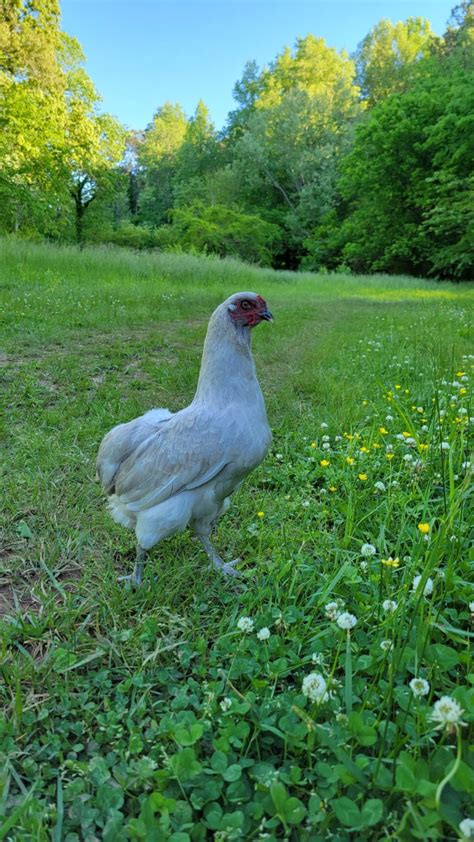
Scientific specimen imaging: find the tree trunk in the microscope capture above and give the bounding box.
[71,176,96,245]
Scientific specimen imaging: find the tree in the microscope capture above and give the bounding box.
[309,49,474,279]
[354,18,436,106]
[0,0,126,240]
[229,37,362,265]
[226,60,264,141]
[137,102,187,226]
[0,0,73,233]
[174,100,220,204]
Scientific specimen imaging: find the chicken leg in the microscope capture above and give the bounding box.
[197,535,241,577]
[118,545,147,587]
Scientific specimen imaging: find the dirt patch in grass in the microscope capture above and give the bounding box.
[0,583,38,617]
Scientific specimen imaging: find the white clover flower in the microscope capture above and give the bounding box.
[312,652,324,665]
[322,442,331,451]
[220,697,232,711]
[322,435,330,442]
[275,452,283,460]
[409,678,430,697]
[257,627,270,641]
[320,422,329,429]
[440,441,450,450]
[421,424,429,432]
[302,500,310,508]
[462,461,471,471]
[237,616,254,632]
[405,437,416,445]
[337,612,357,630]
[404,454,414,463]
[302,672,329,703]
[360,560,368,572]
[361,543,376,557]
[412,575,434,596]
[469,601,474,613]
[386,444,394,452]
[380,639,393,652]
[460,818,474,839]
[396,433,405,441]
[431,695,466,730]
[385,415,394,422]
[324,601,342,620]
[382,599,397,613]
[335,435,342,441]
[374,481,386,492]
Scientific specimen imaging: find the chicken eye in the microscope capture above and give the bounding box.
[240,300,253,310]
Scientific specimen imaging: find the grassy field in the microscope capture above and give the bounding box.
[0,238,473,841]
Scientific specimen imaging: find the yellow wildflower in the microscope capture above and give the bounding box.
[358,473,368,481]
[381,557,400,568]
[456,371,465,377]
[402,431,411,438]
[257,511,264,518]
[362,400,368,406]
[373,443,381,449]
[419,443,428,451]
[395,384,402,390]
[360,446,369,453]
[459,387,467,396]
[329,486,337,492]
[346,457,355,465]
[386,453,394,460]
[379,427,388,435]
[418,522,430,534]
[320,459,330,467]
[311,442,317,448]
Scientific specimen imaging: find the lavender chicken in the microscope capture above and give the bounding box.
[96,292,273,585]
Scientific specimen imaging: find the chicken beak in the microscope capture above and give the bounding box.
[260,310,273,322]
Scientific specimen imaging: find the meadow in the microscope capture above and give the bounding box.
[0,238,473,841]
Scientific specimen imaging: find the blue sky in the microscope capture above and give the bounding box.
[61,0,454,131]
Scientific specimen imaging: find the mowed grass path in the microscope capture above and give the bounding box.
[0,239,473,840]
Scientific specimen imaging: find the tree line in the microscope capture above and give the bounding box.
[1,0,473,279]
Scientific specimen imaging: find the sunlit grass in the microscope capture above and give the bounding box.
[0,238,472,840]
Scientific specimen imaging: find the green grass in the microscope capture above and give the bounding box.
[0,237,473,841]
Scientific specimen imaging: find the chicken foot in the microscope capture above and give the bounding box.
[118,545,147,587]
[198,535,241,577]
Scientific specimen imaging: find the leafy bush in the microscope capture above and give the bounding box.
[155,203,282,265]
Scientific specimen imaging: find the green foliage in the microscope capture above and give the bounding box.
[0,0,126,241]
[0,239,473,839]
[1,4,473,275]
[306,48,474,280]
[355,17,437,106]
[137,103,188,226]
[156,203,281,265]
